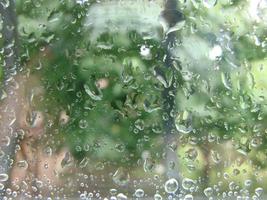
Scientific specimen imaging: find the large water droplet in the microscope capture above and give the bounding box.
[255,187,263,197]
[164,178,179,193]
[209,45,222,60]
[134,119,145,131]
[84,83,103,101]
[182,178,196,190]
[112,168,130,186]
[204,187,213,197]
[154,193,162,200]
[134,189,144,198]
[143,157,156,172]
[221,72,232,90]
[175,111,193,134]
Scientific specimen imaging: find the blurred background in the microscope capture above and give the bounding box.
[1,0,267,199]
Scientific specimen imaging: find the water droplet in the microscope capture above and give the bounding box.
[0,173,8,182]
[184,194,194,200]
[134,119,145,131]
[255,187,263,197]
[1,136,10,147]
[221,72,232,90]
[182,178,196,190]
[110,188,117,196]
[166,20,186,35]
[84,83,103,101]
[244,179,252,187]
[79,119,88,129]
[211,150,221,164]
[144,158,156,172]
[61,152,72,168]
[204,187,213,197]
[209,45,222,60]
[17,160,28,169]
[134,189,144,198]
[203,0,217,8]
[154,193,162,200]
[175,111,193,134]
[117,193,128,200]
[185,148,198,161]
[112,168,130,186]
[140,45,152,60]
[164,178,179,193]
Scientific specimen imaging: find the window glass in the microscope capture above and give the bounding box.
[0,0,267,199]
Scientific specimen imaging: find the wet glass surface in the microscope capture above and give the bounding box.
[1,0,267,199]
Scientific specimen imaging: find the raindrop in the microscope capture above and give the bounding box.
[182,178,196,190]
[203,0,217,8]
[140,45,152,60]
[184,194,194,200]
[110,189,117,196]
[117,193,128,200]
[211,150,221,164]
[255,187,263,197]
[144,158,156,172]
[164,178,179,193]
[244,179,252,187]
[154,193,162,200]
[175,111,193,134]
[134,119,145,131]
[0,0,9,8]
[221,72,232,90]
[79,119,88,129]
[112,168,130,186]
[134,189,144,198]
[84,83,103,101]
[204,187,213,197]
[0,173,8,182]
[166,20,186,35]
[209,45,222,60]
[61,152,72,168]
[185,148,198,161]
[17,160,28,169]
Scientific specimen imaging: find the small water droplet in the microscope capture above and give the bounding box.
[17,160,28,169]
[117,193,127,200]
[0,173,9,182]
[203,0,217,8]
[79,119,88,129]
[184,194,194,200]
